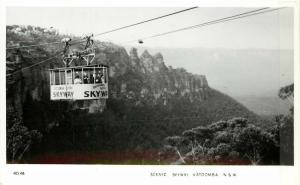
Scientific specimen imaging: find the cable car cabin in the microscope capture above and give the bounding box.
[49,65,108,100]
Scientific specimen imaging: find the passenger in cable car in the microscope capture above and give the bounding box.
[90,73,95,84]
[95,73,101,83]
[101,74,105,84]
[83,72,89,84]
[74,75,82,84]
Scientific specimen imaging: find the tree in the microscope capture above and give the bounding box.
[278,84,294,101]
[234,125,277,165]
[277,83,294,165]
[208,120,228,132]
[182,126,213,162]
[164,136,186,164]
[7,109,42,162]
[215,143,231,157]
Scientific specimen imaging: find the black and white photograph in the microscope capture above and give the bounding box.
[2,1,300,184]
[4,5,295,167]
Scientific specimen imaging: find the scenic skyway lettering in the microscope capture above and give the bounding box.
[84,90,108,98]
[52,91,74,98]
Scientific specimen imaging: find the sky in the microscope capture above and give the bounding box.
[6,7,294,49]
[6,7,294,97]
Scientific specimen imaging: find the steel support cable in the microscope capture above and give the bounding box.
[121,7,284,44]
[6,41,62,50]
[70,7,198,43]
[6,51,63,76]
[92,6,198,38]
[150,7,283,39]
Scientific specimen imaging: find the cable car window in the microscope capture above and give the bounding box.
[54,71,60,85]
[95,69,102,84]
[74,69,83,84]
[83,71,88,84]
[103,67,108,84]
[91,67,97,84]
[66,70,73,84]
[82,68,93,84]
[50,71,54,85]
[50,71,55,85]
[91,73,96,84]
[60,70,66,85]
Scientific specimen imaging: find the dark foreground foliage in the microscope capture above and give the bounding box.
[161,84,294,165]
[161,117,279,165]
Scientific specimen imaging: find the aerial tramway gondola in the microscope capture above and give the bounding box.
[49,34,109,101]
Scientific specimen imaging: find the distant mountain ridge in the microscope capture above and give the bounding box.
[235,96,291,116]
[133,47,293,98]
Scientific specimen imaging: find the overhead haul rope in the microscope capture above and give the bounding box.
[121,7,284,44]
[91,7,198,38]
[6,41,62,50]
[6,51,63,76]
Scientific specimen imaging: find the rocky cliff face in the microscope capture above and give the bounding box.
[113,48,209,106]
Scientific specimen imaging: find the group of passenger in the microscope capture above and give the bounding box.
[74,71,105,84]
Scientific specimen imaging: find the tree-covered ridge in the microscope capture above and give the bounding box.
[162,84,294,165]
[162,117,278,165]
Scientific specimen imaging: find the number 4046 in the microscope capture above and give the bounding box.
[13,171,25,175]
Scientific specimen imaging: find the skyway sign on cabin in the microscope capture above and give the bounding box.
[50,84,108,100]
